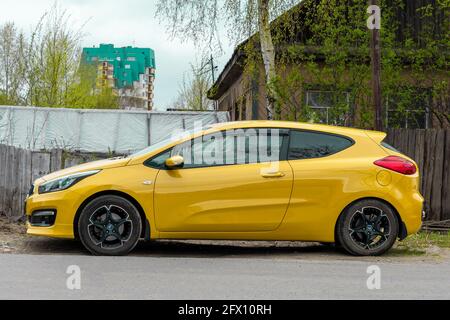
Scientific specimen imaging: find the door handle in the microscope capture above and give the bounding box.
[261,172,285,178]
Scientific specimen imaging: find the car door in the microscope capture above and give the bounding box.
[285,129,355,239]
[152,127,293,232]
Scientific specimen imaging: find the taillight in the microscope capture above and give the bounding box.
[374,156,416,175]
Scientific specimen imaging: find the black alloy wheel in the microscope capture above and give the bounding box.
[337,199,399,256]
[78,195,142,256]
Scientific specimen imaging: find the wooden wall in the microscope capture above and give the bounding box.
[385,129,450,221]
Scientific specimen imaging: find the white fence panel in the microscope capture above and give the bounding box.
[0,106,230,153]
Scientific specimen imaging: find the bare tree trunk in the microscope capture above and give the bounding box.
[257,0,277,120]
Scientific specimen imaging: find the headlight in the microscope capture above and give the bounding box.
[38,170,101,194]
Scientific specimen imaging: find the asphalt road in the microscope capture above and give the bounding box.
[0,242,449,299]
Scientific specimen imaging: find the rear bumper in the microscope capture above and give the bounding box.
[398,191,423,237]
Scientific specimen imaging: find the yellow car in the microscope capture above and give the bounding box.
[25,121,423,256]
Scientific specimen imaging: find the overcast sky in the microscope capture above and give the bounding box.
[0,0,234,110]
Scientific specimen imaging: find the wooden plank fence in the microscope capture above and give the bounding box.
[0,145,110,219]
[1,145,46,219]
[385,129,450,222]
[0,129,449,221]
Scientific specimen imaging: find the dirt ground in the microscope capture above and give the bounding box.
[1,216,449,262]
[0,217,28,253]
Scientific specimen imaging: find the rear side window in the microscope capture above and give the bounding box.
[288,130,353,160]
[381,141,400,153]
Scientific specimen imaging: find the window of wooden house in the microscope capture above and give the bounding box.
[385,88,431,129]
[304,90,351,126]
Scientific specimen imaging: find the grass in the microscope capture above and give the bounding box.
[403,231,450,248]
[390,231,450,256]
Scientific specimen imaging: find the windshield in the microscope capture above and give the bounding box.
[127,136,175,158]
[127,125,210,158]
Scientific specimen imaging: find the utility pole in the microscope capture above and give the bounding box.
[210,54,216,84]
[199,55,219,110]
[367,0,383,131]
[210,55,218,111]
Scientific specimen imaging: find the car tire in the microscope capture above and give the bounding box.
[78,195,142,256]
[336,199,399,256]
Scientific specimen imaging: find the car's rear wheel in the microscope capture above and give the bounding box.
[336,199,399,256]
[78,195,142,256]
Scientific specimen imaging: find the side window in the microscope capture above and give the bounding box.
[171,135,220,168]
[164,128,286,169]
[226,128,284,165]
[288,130,353,160]
[251,128,284,163]
[145,150,171,169]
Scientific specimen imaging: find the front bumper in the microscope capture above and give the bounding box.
[26,222,75,239]
[25,189,81,239]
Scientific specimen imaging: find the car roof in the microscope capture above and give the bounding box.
[206,120,383,139]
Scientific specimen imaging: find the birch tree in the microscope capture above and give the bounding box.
[0,23,26,105]
[25,5,85,107]
[156,0,301,119]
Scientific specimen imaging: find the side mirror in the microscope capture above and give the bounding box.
[165,155,184,169]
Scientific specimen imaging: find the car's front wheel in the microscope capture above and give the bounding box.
[78,195,142,256]
[336,199,399,256]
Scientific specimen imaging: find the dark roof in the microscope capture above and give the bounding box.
[207,43,246,100]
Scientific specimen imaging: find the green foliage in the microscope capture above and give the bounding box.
[243,0,449,128]
[0,22,26,106]
[271,65,304,121]
[0,92,15,105]
[93,89,120,109]
[64,64,119,109]
[0,4,119,110]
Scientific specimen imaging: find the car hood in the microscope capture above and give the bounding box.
[34,157,130,185]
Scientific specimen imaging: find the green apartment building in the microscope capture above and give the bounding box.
[82,44,156,110]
